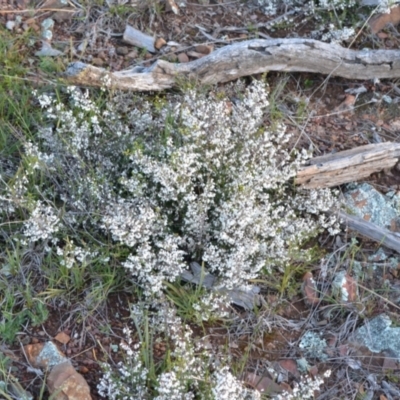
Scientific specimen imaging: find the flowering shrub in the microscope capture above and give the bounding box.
[2,80,339,297]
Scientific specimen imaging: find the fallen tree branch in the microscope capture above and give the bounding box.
[296,142,400,189]
[64,38,400,91]
[338,210,400,254]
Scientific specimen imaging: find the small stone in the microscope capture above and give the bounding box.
[35,42,62,57]
[24,342,67,369]
[177,53,189,63]
[55,332,71,345]
[155,37,167,50]
[24,343,45,367]
[126,50,138,59]
[338,344,349,357]
[78,366,89,374]
[92,57,104,66]
[194,44,213,55]
[47,361,91,400]
[42,29,53,41]
[116,46,129,56]
[6,21,16,31]
[20,336,31,345]
[308,365,319,377]
[41,18,55,30]
[97,51,107,59]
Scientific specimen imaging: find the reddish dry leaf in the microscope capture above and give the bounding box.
[308,365,319,377]
[342,273,358,302]
[369,6,400,33]
[279,359,299,377]
[302,272,319,306]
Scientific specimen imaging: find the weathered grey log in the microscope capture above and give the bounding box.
[65,38,400,91]
[296,142,400,189]
[338,210,400,253]
[123,25,156,53]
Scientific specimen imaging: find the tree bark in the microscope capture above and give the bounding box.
[64,38,400,91]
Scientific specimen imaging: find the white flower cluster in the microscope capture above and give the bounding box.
[273,370,331,400]
[97,328,149,400]
[22,200,60,243]
[254,0,305,16]
[372,0,399,14]
[211,367,260,400]
[99,305,198,399]
[192,292,230,322]
[56,239,97,269]
[311,0,356,10]
[321,25,355,43]
[152,303,200,378]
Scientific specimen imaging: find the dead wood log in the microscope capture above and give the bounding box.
[64,38,400,91]
[123,25,156,53]
[338,210,400,253]
[296,142,400,189]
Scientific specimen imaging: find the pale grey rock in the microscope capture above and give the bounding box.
[35,42,63,57]
[6,21,16,31]
[353,314,400,359]
[37,342,68,368]
[343,183,400,230]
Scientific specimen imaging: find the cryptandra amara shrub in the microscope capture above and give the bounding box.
[4,80,339,296]
[105,80,339,296]
[0,80,339,398]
